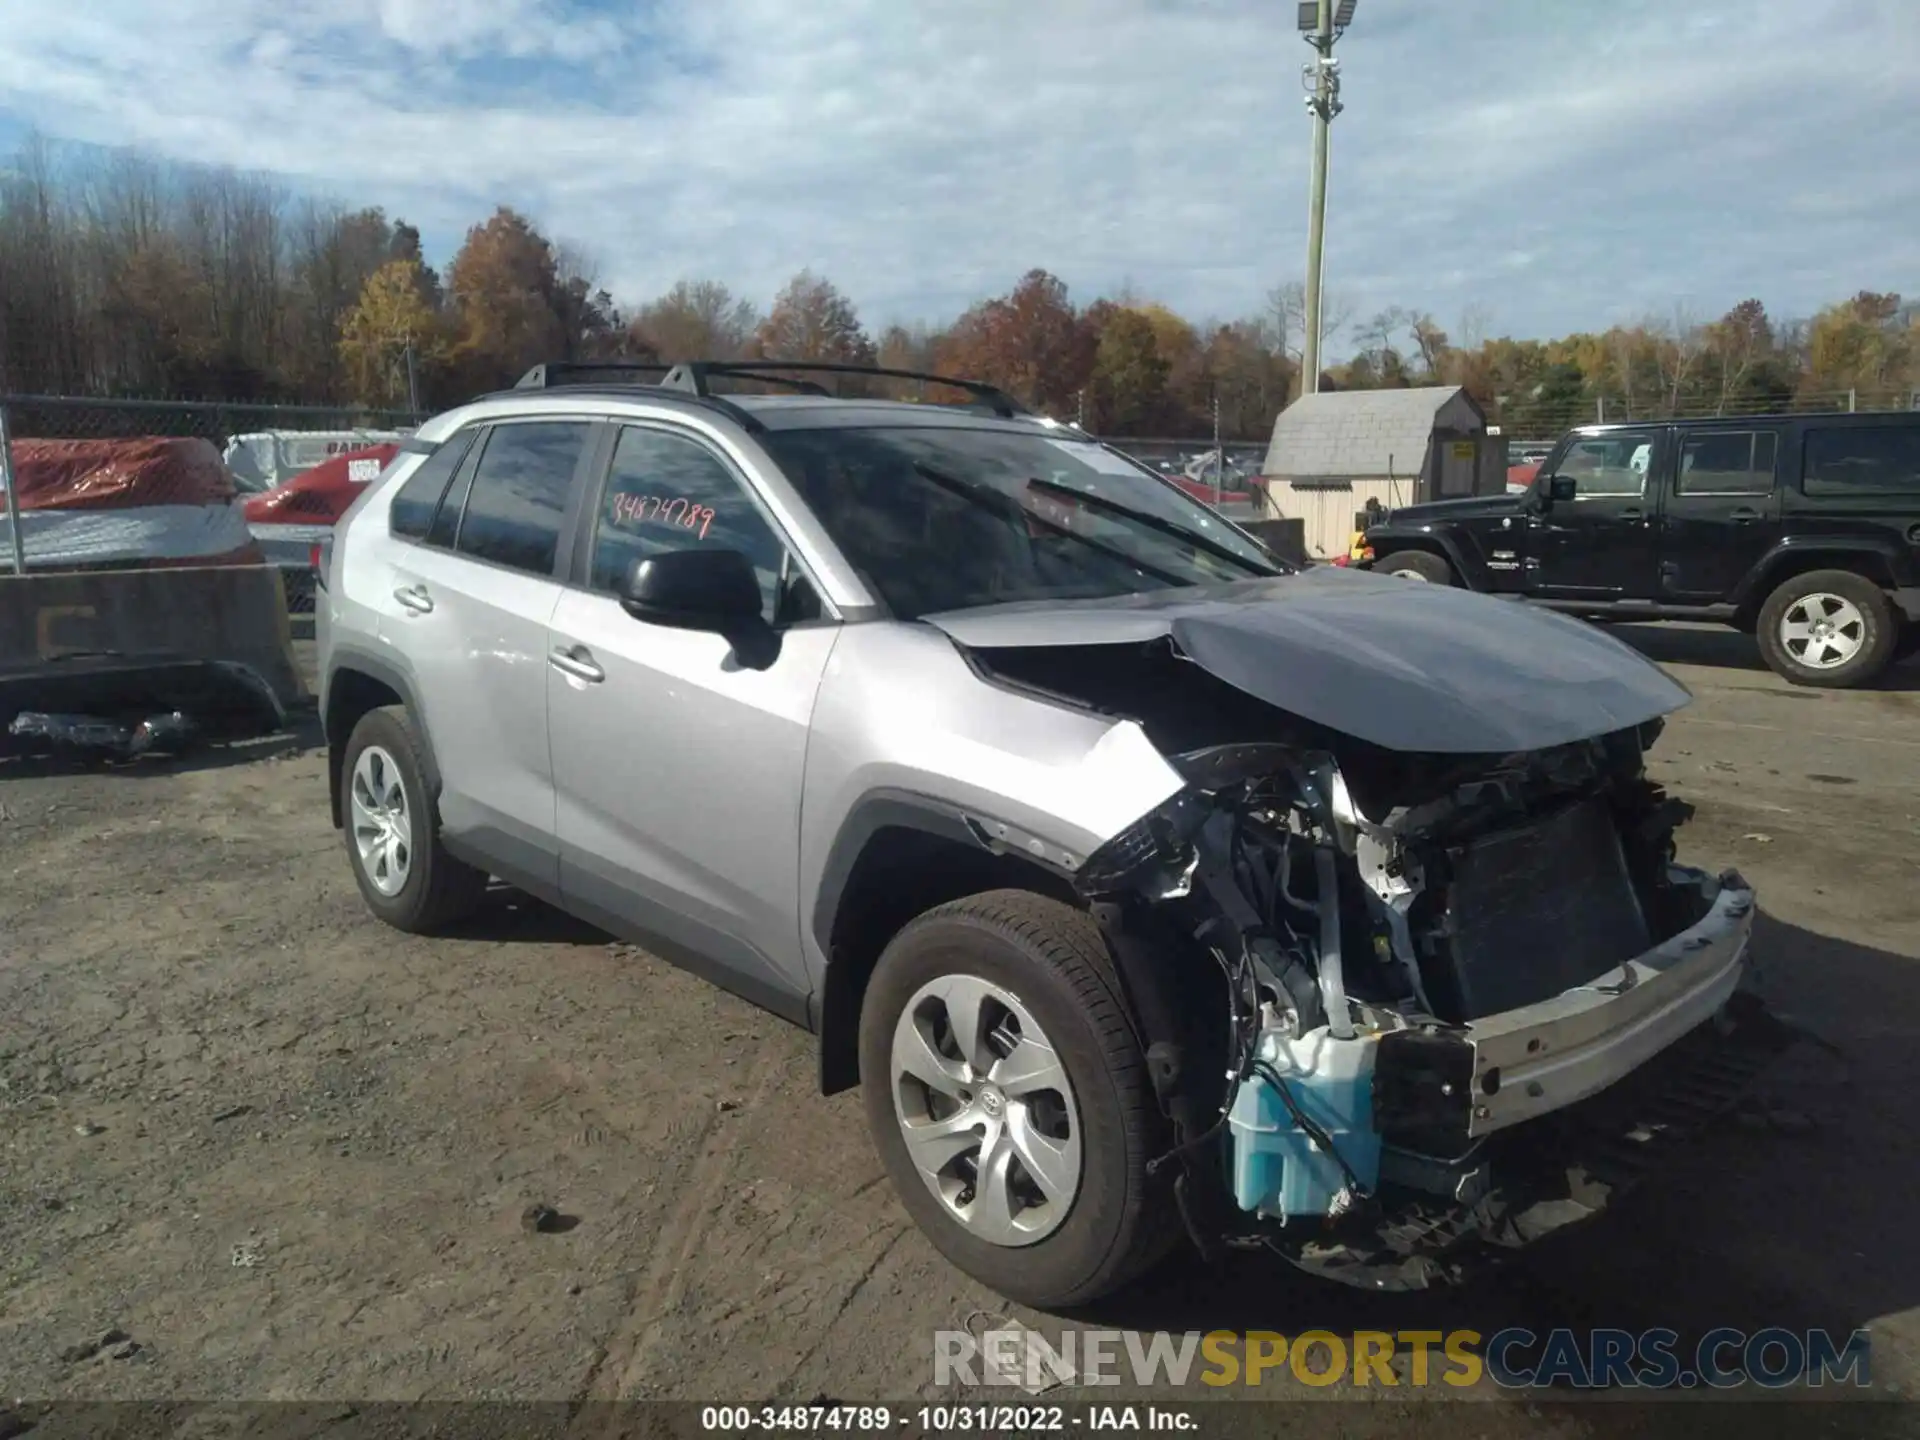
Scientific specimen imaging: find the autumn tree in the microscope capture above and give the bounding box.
[1803,291,1915,406]
[1088,308,1170,434]
[937,269,1093,415]
[634,279,759,361]
[1198,322,1293,439]
[753,270,875,367]
[444,207,595,395]
[339,258,445,407]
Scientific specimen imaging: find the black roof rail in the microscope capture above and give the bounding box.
[657,361,1030,419]
[514,361,674,389]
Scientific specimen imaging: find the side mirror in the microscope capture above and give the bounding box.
[1545,474,1578,505]
[622,548,764,631]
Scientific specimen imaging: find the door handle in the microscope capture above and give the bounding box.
[393,584,433,614]
[549,644,605,684]
[1729,507,1761,523]
[1619,507,1645,521]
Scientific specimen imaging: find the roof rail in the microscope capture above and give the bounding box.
[514,361,674,389]
[657,361,1029,419]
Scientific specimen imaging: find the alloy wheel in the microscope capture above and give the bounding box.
[1781,592,1866,670]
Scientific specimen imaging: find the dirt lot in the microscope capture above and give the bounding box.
[3,626,1917,1431]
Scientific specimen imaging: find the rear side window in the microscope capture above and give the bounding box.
[1676,430,1777,495]
[453,421,591,576]
[1802,425,1920,496]
[425,440,480,549]
[388,430,478,539]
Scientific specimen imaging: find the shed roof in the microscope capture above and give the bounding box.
[1263,385,1481,478]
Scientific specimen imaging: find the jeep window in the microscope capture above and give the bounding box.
[590,425,798,620]
[1677,430,1777,495]
[453,421,590,576]
[1803,424,1920,496]
[388,428,479,540]
[763,427,1278,619]
[1547,433,1654,497]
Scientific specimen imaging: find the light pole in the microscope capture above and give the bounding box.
[1298,0,1355,396]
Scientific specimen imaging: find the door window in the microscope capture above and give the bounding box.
[388,429,479,540]
[590,426,795,619]
[1676,431,1777,495]
[453,421,591,576]
[1549,433,1655,497]
[1802,425,1920,495]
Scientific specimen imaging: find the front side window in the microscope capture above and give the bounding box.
[1802,425,1920,496]
[453,421,590,576]
[1547,432,1655,497]
[1677,430,1777,495]
[762,426,1279,619]
[589,426,792,618]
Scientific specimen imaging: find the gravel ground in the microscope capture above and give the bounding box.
[2,627,1917,1435]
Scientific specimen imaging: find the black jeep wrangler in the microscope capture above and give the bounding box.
[1359,411,1920,688]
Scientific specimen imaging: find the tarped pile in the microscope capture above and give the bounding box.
[244,442,400,532]
[2,437,262,568]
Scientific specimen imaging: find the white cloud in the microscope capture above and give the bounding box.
[1,0,1916,338]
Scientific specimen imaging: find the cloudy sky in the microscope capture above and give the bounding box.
[1,0,1916,342]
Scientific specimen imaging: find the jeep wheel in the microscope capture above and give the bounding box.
[340,705,489,932]
[1756,570,1898,689]
[859,890,1173,1307]
[1375,550,1454,584]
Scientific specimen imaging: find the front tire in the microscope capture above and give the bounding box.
[1374,549,1455,584]
[1755,570,1898,688]
[859,891,1173,1308]
[339,705,488,933]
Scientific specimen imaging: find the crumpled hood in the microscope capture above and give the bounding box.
[924,566,1690,754]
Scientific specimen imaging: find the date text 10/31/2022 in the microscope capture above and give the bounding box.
[697,1406,1197,1432]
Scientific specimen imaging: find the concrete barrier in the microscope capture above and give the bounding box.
[0,564,308,734]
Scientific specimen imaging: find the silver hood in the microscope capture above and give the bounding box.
[923,566,1690,754]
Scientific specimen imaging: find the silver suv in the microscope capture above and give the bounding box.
[318,361,1784,1306]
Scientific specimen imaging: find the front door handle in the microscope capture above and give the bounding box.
[1618,507,1645,520]
[1729,507,1761,523]
[394,584,433,614]
[549,644,605,684]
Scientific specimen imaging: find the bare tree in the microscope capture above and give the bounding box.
[1265,280,1352,365]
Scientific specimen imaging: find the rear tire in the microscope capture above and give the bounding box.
[1755,570,1897,689]
[1374,550,1455,585]
[339,705,488,933]
[858,890,1174,1308]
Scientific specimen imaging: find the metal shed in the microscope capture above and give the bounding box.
[1259,386,1505,558]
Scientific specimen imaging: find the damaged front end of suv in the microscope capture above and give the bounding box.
[936,572,1795,1290]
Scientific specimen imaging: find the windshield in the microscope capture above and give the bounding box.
[762,425,1282,619]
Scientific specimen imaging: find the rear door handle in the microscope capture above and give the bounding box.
[394,584,433,614]
[549,644,605,684]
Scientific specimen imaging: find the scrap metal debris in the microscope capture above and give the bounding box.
[7,710,198,760]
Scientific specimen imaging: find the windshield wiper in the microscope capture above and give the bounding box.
[909,463,1191,588]
[1024,478,1285,575]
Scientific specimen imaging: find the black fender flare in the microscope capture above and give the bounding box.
[322,643,443,828]
[1368,527,1478,585]
[1732,537,1915,612]
[809,789,1087,1094]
